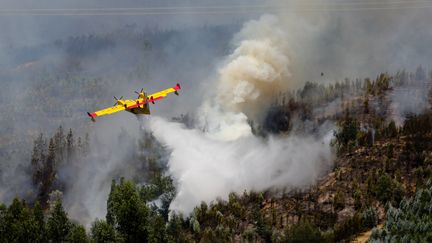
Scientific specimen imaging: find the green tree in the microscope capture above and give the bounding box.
[375,73,390,94]
[0,203,6,242]
[31,133,47,187]
[254,209,272,243]
[147,210,167,243]
[33,201,46,242]
[2,198,44,242]
[370,182,432,242]
[284,219,323,243]
[374,173,404,204]
[353,189,363,210]
[334,213,363,241]
[91,219,118,243]
[38,138,57,206]
[66,128,74,163]
[334,113,359,152]
[47,201,71,242]
[4,198,27,242]
[106,179,149,242]
[363,97,369,114]
[54,125,66,163]
[376,173,393,202]
[334,189,345,210]
[66,223,89,243]
[106,179,116,226]
[361,207,378,229]
[166,213,188,243]
[388,121,398,138]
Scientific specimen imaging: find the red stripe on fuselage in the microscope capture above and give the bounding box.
[127,100,147,109]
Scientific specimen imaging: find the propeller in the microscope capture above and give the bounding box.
[113,96,123,106]
[135,88,144,98]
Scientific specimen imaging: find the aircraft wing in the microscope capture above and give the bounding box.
[87,99,137,121]
[147,83,181,104]
[88,105,125,121]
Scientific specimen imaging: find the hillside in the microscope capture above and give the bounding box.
[1,67,431,242]
[152,71,432,242]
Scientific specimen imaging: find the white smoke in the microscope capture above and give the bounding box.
[150,117,333,214]
[148,15,334,215]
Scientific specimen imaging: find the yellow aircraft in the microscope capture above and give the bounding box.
[87,83,181,121]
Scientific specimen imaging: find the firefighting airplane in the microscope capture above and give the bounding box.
[87,83,181,121]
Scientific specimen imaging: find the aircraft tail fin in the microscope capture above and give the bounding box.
[87,112,96,122]
[174,83,181,95]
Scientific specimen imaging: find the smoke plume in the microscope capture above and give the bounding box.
[148,15,334,215]
[200,15,294,141]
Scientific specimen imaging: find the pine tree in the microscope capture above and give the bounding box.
[91,219,118,243]
[66,128,74,163]
[66,223,89,243]
[363,97,369,114]
[106,179,116,226]
[370,182,432,241]
[166,213,187,243]
[106,179,149,242]
[4,198,25,241]
[33,201,46,242]
[2,198,43,242]
[361,207,378,228]
[54,126,65,164]
[38,138,57,206]
[0,203,6,242]
[31,133,46,186]
[147,212,167,243]
[334,189,345,210]
[284,219,323,243]
[46,138,56,171]
[47,201,70,242]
